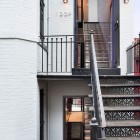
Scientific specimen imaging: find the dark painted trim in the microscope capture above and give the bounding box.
[0,37,38,43]
[37,75,91,80]
[0,37,48,52]
[112,0,115,68]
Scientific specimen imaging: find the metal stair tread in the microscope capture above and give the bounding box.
[106,137,140,140]
[104,106,140,111]
[97,61,109,63]
[102,94,140,98]
[106,120,140,127]
[101,84,140,87]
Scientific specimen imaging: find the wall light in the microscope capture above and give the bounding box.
[63,0,68,3]
[124,0,129,3]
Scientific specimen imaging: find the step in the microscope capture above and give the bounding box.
[103,97,140,106]
[84,136,90,140]
[101,86,140,95]
[100,75,140,85]
[105,110,140,120]
[85,130,90,135]
[106,120,140,127]
[97,57,108,61]
[104,106,140,111]
[98,61,109,68]
[106,137,140,140]
[102,94,140,98]
[105,126,140,137]
[85,124,90,130]
[101,84,140,87]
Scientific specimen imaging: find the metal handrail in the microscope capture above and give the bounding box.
[126,36,140,75]
[126,42,140,52]
[90,33,106,139]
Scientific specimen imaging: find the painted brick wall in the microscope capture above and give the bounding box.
[44,0,74,35]
[119,0,134,75]
[0,0,39,41]
[0,40,39,140]
[0,0,40,140]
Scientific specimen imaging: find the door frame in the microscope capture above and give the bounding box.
[63,96,88,140]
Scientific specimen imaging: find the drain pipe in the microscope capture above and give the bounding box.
[47,0,50,35]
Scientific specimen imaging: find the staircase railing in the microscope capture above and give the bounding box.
[126,34,140,75]
[38,35,90,74]
[90,32,106,140]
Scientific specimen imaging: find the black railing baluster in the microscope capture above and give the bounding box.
[47,38,48,73]
[139,33,140,74]
[70,38,72,70]
[56,38,58,72]
[42,37,44,72]
[38,34,94,74]
[51,38,53,72]
[66,36,67,72]
[61,38,63,72]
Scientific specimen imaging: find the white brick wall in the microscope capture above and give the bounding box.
[119,0,134,75]
[0,0,39,41]
[44,0,74,35]
[0,0,40,140]
[48,80,90,140]
[0,39,39,140]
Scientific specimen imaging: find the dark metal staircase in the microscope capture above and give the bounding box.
[100,76,140,140]
[88,33,140,140]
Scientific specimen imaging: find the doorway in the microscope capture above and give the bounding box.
[64,97,92,140]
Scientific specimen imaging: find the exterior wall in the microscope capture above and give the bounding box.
[119,0,134,75]
[0,0,39,41]
[0,0,40,140]
[88,0,98,22]
[44,0,74,35]
[48,80,91,140]
[0,40,39,140]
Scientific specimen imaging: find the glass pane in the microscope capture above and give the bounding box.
[71,123,81,138]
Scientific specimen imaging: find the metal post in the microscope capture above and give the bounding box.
[41,37,44,72]
[139,33,140,75]
[90,117,98,140]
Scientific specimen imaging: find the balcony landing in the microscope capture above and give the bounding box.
[72,68,120,75]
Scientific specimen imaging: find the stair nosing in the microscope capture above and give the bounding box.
[104,106,140,111]
[106,120,140,127]
[101,84,140,87]
[102,94,140,98]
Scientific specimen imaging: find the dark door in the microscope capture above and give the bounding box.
[40,89,44,140]
[112,0,120,67]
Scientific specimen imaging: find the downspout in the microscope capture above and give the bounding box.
[47,0,49,35]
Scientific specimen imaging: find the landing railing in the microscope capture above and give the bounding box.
[90,33,106,140]
[126,35,140,75]
[38,35,90,74]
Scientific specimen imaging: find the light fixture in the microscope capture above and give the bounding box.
[124,0,129,3]
[63,0,68,3]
